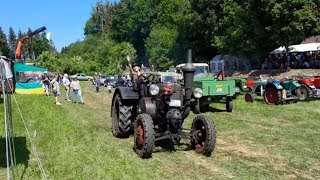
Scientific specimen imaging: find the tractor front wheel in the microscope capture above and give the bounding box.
[191,115,216,156]
[264,87,281,105]
[134,114,155,158]
[244,92,254,102]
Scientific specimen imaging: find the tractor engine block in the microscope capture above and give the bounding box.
[166,109,183,131]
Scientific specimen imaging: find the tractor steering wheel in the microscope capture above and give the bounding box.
[138,73,155,83]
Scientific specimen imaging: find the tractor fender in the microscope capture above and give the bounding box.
[291,80,301,87]
[110,87,139,117]
[256,85,264,95]
[265,83,283,90]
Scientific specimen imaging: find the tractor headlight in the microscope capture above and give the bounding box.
[149,84,160,95]
[193,88,203,98]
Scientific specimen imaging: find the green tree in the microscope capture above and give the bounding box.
[146,25,178,70]
[0,27,10,57]
[8,27,17,59]
[111,0,156,64]
[59,34,136,75]
[37,51,59,71]
[214,0,320,58]
[84,0,113,35]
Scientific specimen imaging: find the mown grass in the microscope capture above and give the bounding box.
[1,82,320,179]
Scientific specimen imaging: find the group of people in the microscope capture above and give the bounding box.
[41,73,84,105]
[262,51,320,70]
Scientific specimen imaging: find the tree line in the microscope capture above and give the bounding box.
[35,0,320,74]
[0,26,54,60]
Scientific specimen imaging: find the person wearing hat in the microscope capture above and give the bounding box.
[127,55,141,77]
[70,75,84,104]
[127,55,143,89]
[62,73,71,101]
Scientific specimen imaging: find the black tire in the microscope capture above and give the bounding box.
[194,99,210,114]
[300,83,313,99]
[112,94,132,138]
[191,115,216,156]
[226,97,233,112]
[134,114,155,158]
[264,87,281,105]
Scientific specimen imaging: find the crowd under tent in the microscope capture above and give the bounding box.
[271,43,320,54]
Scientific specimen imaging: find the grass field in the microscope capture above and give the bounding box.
[1,82,320,179]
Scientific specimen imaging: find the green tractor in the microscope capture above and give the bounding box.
[225,77,248,98]
[176,61,236,113]
[245,74,303,104]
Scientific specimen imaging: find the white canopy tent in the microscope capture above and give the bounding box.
[271,43,320,54]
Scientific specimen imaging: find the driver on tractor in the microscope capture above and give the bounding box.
[127,55,144,88]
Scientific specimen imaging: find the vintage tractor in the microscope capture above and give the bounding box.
[245,74,302,104]
[176,62,236,114]
[110,50,216,158]
[292,74,320,98]
[225,77,248,98]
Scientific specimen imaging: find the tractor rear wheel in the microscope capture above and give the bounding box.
[112,94,132,138]
[244,92,254,102]
[264,87,281,105]
[191,115,216,156]
[226,97,233,112]
[134,114,155,158]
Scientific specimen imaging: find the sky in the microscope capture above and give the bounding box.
[0,0,117,52]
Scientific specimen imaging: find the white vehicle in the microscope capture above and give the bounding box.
[74,73,92,81]
[176,63,209,77]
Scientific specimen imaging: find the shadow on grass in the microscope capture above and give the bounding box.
[0,136,30,179]
[154,140,192,153]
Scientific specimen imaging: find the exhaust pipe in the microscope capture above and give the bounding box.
[182,49,196,100]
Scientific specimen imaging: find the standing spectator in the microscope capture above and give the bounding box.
[62,73,71,101]
[93,72,101,92]
[42,72,50,96]
[51,74,62,105]
[70,76,84,104]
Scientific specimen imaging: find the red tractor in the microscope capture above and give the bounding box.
[292,74,320,98]
[314,75,320,89]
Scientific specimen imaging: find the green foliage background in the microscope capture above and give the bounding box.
[1,0,319,73]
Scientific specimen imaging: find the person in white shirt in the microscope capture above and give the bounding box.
[70,76,84,104]
[62,73,71,101]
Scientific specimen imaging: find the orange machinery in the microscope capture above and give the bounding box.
[15,26,47,62]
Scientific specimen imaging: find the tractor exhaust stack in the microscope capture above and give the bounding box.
[182,49,196,100]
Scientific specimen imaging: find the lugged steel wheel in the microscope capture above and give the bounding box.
[191,115,216,156]
[244,92,254,102]
[264,87,281,105]
[134,114,155,158]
